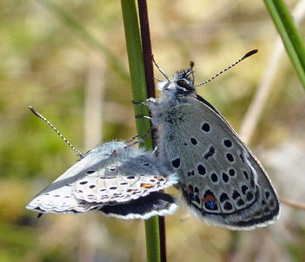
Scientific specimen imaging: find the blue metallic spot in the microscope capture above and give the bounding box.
[205,200,218,210]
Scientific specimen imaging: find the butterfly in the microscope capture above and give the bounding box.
[26,107,178,219]
[144,50,280,230]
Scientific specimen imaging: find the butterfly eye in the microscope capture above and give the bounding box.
[177,79,189,88]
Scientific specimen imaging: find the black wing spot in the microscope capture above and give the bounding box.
[237,199,245,206]
[204,146,215,160]
[239,153,245,163]
[225,153,234,163]
[172,158,181,168]
[222,172,229,183]
[201,123,211,132]
[246,192,254,201]
[127,176,135,179]
[109,186,117,190]
[211,173,218,183]
[241,185,249,195]
[223,139,233,148]
[242,171,249,180]
[224,201,233,211]
[194,187,199,194]
[232,190,240,200]
[87,170,95,174]
[79,181,88,185]
[187,170,195,177]
[190,137,198,145]
[228,168,235,177]
[89,185,96,189]
[265,191,270,199]
[109,167,116,172]
[220,193,229,202]
[197,164,206,176]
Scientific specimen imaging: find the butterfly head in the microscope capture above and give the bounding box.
[157,65,196,97]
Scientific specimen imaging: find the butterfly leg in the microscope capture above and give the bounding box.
[151,145,158,155]
[125,134,139,143]
[135,115,151,120]
[132,100,146,106]
[145,97,158,105]
[132,98,159,106]
[127,128,153,147]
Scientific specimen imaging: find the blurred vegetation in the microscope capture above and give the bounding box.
[1,0,305,261]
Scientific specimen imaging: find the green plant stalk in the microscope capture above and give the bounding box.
[264,0,305,89]
[120,1,161,262]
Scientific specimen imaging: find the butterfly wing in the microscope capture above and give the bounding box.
[73,151,178,218]
[99,192,177,219]
[26,145,113,213]
[27,143,178,219]
[74,154,177,203]
[157,95,280,230]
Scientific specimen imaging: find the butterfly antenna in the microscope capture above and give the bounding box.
[194,49,258,87]
[152,55,171,82]
[29,106,84,158]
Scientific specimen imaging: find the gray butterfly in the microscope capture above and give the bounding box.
[145,50,280,230]
[26,108,178,219]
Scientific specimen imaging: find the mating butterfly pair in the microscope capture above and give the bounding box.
[27,50,280,230]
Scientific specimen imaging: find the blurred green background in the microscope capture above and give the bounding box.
[1,0,305,261]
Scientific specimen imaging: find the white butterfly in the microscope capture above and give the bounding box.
[26,107,178,219]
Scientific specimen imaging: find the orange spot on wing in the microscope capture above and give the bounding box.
[140,183,154,188]
[203,193,217,203]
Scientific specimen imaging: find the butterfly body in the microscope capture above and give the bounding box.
[147,68,280,230]
[27,141,178,219]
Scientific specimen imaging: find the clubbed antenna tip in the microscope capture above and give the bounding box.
[194,49,259,87]
[244,49,258,58]
[29,106,41,117]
